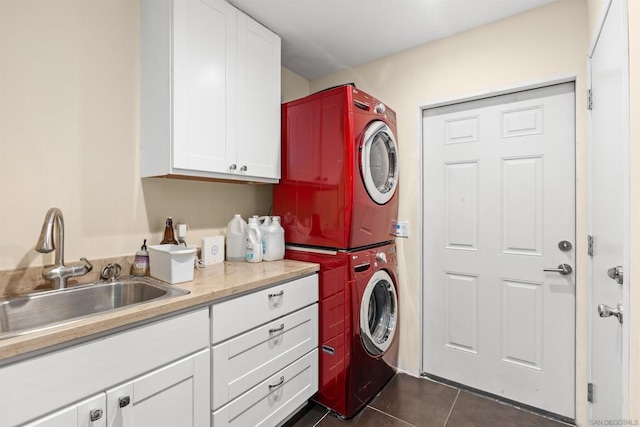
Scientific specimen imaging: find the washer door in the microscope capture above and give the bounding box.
[360,120,399,205]
[360,270,398,356]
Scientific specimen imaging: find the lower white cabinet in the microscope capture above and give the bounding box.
[22,349,209,427]
[1,309,210,427]
[2,274,319,427]
[211,274,319,427]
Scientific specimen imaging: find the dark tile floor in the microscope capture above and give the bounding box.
[291,374,572,427]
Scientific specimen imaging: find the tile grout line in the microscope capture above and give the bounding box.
[312,410,330,427]
[366,404,417,426]
[442,389,461,427]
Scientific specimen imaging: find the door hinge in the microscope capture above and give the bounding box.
[587,89,593,110]
[588,382,594,403]
[588,235,594,256]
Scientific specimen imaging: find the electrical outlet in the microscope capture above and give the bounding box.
[392,220,409,238]
[176,223,188,238]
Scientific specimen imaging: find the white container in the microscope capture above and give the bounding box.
[148,244,196,284]
[246,217,263,263]
[263,216,285,261]
[226,214,247,262]
[257,216,271,255]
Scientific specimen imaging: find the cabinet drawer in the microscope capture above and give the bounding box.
[212,304,318,410]
[211,274,318,344]
[212,349,318,427]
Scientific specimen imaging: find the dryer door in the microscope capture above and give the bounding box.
[360,121,399,205]
[360,269,398,356]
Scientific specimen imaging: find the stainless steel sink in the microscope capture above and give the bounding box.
[0,276,189,340]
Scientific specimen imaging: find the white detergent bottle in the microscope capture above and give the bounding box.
[258,216,271,255]
[245,217,263,263]
[263,216,285,261]
[225,214,247,262]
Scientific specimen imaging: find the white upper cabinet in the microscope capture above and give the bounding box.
[141,0,281,183]
[235,10,281,180]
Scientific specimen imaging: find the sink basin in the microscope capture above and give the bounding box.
[0,276,189,340]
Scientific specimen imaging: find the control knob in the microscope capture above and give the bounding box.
[376,252,387,263]
[375,103,386,114]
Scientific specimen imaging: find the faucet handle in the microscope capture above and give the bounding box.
[68,257,94,278]
[101,263,121,281]
[80,257,93,273]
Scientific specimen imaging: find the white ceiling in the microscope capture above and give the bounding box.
[230,0,559,80]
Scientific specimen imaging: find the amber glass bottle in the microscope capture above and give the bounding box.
[160,217,178,245]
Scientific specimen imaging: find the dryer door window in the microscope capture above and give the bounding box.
[360,121,399,205]
[360,270,398,356]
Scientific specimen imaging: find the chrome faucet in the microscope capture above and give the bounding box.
[35,207,93,289]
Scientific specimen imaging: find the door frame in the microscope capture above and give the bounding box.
[586,0,631,420]
[418,76,581,418]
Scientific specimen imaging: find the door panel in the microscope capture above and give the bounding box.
[588,0,628,421]
[236,10,281,179]
[106,350,209,427]
[173,0,235,173]
[422,83,576,418]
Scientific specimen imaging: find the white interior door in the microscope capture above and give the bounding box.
[422,83,576,418]
[588,0,629,421]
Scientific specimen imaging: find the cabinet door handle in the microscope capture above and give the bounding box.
[89,409,103,422]
[268,290,284,299]
[119,396,131,408]
[268,376,285,390]
[269,323,285,334]
[240,165,247,172]
[229,164,237,170]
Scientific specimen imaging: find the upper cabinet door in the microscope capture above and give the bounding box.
[235,11,282,180]
[172,0,236,174]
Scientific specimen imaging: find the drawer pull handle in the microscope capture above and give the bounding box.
[268,376,285,390]
[119,396,131,408]
[268,290,284,299]
[89,409,103,422]
[322,345,335,355]
[269,323,285,334]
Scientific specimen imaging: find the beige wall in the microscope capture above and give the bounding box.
[0,1,308,271]
[311,0,589,422]
[281,66,310,103]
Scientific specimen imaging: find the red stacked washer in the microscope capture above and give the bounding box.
[274,84,400,418]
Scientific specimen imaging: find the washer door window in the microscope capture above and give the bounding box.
[360,121,399,205]
[360,270,398,356]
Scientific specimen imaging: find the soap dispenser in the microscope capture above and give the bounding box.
[131,239,150,276]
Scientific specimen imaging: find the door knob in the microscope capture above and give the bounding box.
[543,264,573,275]
[558,240,572,251]
[597,303,623,324]
[607,265,623,285]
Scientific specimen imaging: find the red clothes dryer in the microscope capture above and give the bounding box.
[274,85,399,250]
[285,243,399,418]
